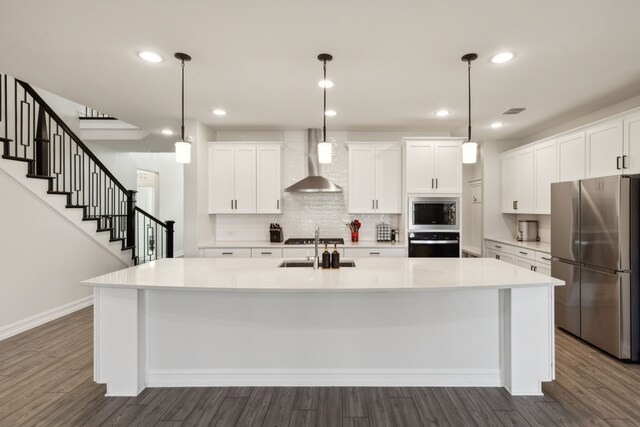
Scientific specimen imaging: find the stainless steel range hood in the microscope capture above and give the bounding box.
[284,128,343,193]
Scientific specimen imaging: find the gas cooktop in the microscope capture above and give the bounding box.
[284,238,345,245]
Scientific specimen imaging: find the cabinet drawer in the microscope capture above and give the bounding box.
[485,240,515,255]
[282,247,345,259]
[517,258,537,271]
[514,248,535,260]
[251,248,283,258]
[344,248,406,258]
[202,248,251,258]
[536,252,552,265]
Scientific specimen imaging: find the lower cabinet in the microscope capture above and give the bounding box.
[485,240,551,275]
[343,248,406,258]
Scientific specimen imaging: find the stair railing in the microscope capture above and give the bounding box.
[0,73,173,264]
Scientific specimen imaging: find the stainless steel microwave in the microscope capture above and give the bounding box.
[408,197,459,231]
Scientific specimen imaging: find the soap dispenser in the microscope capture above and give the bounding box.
[322,244,331,269]
[331,244,340,269]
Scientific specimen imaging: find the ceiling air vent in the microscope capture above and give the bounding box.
[502,107,527,115]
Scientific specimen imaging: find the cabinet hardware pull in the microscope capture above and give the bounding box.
[234,200,238,209]
[261,252,272,255]
[222,252,233,255]
[277,199,279,209]
[436,178,438,189]
[372,200,375,209]
[231,200,234,209]
[534,266,537,272]
[495,245,502,249]
[623,155,628,169]
[530,265,534,271]
[432,178,434,188]
[541,256,551,261]
[496,255,500,260]
[617,156,622,170]
[519,251,527,255]
[376,200,379,209]
[370,252,381,255]
[515,201,518,210]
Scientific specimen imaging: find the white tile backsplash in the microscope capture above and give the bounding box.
[214,131,400,242]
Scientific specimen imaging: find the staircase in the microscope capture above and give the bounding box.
[0,73,174,265]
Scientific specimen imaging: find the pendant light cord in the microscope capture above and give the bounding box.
[322,60,327,142]
[181,59,185,142]
[467,59,472,142]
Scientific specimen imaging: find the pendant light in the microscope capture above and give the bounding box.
[175,52,192,164]
[317,53,333,164]
[461,53,478,164]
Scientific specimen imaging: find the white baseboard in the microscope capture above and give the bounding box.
[0,296,94,341]
[147,368,502,388]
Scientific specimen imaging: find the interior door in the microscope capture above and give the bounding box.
[405,142,434,193]
[233,146,256,213]
[551,259,581,336]
[374,145,401,213]
[434,142,461,193]
[209,146,235,213]
[348,146,376,213]
[581,267,630,359]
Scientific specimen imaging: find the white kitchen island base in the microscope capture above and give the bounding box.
[86,258,561,397]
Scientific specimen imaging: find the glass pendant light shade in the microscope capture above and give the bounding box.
[318,140,332,164]
[462,141,477,164]
[175,140,191,164]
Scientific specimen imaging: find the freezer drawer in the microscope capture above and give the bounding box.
[551,259,581,336]
[580,267,630,359]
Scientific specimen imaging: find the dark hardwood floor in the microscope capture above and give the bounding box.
[1,307,640,426]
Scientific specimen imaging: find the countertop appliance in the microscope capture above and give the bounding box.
[408,197,459,231]
[408,231,460,258]
[551,175,640,361]
[516,220,539,242]
[284,237,344,245]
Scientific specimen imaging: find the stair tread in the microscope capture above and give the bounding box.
[2,155,33,163]
[0,137,12,142]
[26,174,54,180]
[47,191,72,195]
[96,228,114,232]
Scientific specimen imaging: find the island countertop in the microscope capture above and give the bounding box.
[83,257,563,292]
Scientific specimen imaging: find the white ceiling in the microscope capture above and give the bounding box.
[2,0,640,150]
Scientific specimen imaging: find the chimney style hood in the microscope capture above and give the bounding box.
[284,129,343,193]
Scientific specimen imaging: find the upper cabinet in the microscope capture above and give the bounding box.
[348,142,401,213]
[585,119,623,178]
[501,140,556,214]
[405,138,463,194]
[208,142,282,214]
[557,131,585,182]
[623,113,640,174]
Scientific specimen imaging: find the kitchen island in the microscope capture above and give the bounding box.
[83,257,563,397]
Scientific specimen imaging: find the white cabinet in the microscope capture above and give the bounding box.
[501,153,517,213]
[557,132,586,182]
[516,147,534,212]
[405,139,463,194]
[485,239,550,272]
[623,113,640,174]
[208,143,282,214]
[586,120,623,178]
[533,140,557,214]
[348,143,401,213]
[343,248,406,258]
[256,145,282,213]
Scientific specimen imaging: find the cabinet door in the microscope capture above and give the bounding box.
[586,120,623,178]
[534,140,557,214]
[486,249,500,260]
[516,147,534,213]
[517,258,535,271]
[233,146,257,213]
[434,141,462,193]
[348,146,376,213]
[623,114,640,174]
[501,153,517,213]
[256,145,281,213]
[557,132,585,182]
[536,265,551,276]
[405,142,435,193]
[374,145,401,213]
[499,253,517,265]
[209,145,235,214]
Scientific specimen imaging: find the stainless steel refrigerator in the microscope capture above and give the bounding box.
[551,175,640,361]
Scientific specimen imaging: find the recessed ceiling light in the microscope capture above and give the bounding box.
[491,122,504,128]
[435,110,450,117]
[212,109,227,116]
[318,80,334,88]
[491,52,514,64]
[138,51,162,63]
[161,129,174,135]
[325,110,337,117]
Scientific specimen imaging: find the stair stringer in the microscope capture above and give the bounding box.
[0,157,133,268]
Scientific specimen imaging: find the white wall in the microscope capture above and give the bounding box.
[84,141,185,256]
[0,169,124,337]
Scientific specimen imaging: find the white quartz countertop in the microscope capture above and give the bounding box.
[83,257,562,292]
[198,240,407,249]
[485,236,551,254]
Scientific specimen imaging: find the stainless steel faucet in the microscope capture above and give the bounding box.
[313,224,320,269]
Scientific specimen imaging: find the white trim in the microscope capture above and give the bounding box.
[0,296,93,341]
[173,250,185,258]
[147,368,502,388]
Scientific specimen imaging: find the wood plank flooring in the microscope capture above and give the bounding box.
[1,307,640,426]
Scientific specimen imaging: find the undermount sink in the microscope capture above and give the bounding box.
[278,260,356,268]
